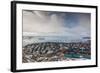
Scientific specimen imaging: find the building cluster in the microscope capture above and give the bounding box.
[22,42,91,63]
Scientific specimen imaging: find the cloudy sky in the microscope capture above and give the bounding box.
[23,10,91,37]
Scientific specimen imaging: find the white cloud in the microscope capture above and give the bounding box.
[23,10,90,37]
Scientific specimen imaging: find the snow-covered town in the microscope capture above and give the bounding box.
[22,38,91,63]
